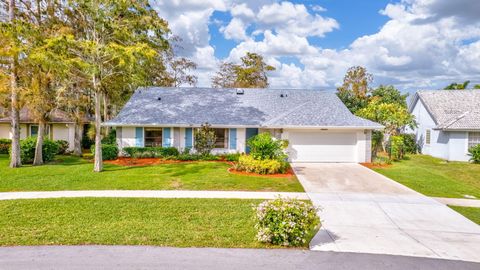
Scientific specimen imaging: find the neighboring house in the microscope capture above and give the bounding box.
[0,107,89,151]
[105,87,382,163]
[408,90,480,161]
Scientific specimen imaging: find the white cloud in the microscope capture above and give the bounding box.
[152,0,480,89]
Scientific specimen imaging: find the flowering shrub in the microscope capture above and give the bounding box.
[235,155,287,174]
[254,197,320,246]
[247,132,288,160]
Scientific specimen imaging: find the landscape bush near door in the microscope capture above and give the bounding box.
[254,197,320,246]
[90,144,118,160]
[0,139,11,154]
[14,137,59,164]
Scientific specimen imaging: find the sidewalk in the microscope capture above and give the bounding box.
[0,190,309,200]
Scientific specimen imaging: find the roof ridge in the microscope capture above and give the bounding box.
[437,111,469,129]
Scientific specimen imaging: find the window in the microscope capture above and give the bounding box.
[144,128,162,147]
[213,128,229,148]
[468,132,480,149]
[30,125,50,137]
[425,129,431,145]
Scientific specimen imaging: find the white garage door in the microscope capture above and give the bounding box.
[288,131,357,162]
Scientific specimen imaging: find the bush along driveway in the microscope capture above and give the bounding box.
[0,155,303,192]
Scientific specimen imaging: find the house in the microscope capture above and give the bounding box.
[408,90,480,161]
[104,87,383,163]
[0,107,89,151]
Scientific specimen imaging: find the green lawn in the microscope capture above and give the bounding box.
[0,154,303,192]
[372,155,480,199]
[449,206,480,225]
[0,197,292,248]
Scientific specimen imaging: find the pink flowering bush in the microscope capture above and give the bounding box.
[253,197,320,246]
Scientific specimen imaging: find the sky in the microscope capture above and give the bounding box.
[151,0,480,93]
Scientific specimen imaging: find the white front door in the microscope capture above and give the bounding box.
[288,131,357,162]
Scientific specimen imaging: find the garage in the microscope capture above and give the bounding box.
[287,130,358,162]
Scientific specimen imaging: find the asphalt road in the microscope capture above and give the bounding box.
[0,246,479,270]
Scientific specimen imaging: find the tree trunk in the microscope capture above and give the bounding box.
[9,0,21,168]
[33,121,45,165]
[73,121,83,156]
[103,93,110,136]
[93,77,103,172]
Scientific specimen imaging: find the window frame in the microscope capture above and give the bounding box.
[144,127,163,147]
[468,132,480,149]
[213,128,229,149]
[29,124,50,138]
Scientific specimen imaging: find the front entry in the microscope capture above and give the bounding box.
[245,128,258,153]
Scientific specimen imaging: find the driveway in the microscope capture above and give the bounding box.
[292,163,480,262]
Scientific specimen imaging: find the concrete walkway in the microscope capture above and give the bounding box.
[1,246,479,270]
[433,197,480,207]
[292,163,480,263]
[0,190,309,200]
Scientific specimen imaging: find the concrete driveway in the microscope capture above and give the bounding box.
[292,163,480,262]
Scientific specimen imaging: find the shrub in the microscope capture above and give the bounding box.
[122,147,179,158]
[223,152,241,162]
[14,137,59,164]
[247,133,288,160]
[194,123,216,155]
[175,153,220,161]
[254,197,320,246]
[399,133,418,154]
[56,140,69,154]
[387,135,405,161]
[90,144,118,160]
[235,155,287,174]
[0,138,11,154]
[468,144,480,164]
[101,129,117,145]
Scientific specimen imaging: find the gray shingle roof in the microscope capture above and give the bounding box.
[105,87,382,129]
[414,90,480,130]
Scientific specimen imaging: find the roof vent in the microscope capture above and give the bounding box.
[280,94,288,98]
[157,97,161,101]
[236,89,244,95]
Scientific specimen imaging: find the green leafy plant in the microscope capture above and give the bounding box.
[55,140,69,155]
[223,153,241,162]
[247,133,288,161]
[387,135,405,161]
[13,137,59,164]
[0,139,11,154]
[235,155,287,175]
[101,129,117,145]
[194,123,216,155]
[91,144,118,161]
[399,133,418,154]
[122,147,179,158]
[254,197,320,246]
[468,144,480,164]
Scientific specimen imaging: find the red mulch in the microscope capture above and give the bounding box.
[228,167,295,178]
[360,162,391,169]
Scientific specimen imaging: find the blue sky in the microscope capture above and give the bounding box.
[152,0,480,91]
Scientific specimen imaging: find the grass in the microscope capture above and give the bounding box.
[0,197,313,248]
[372,155,480,199]
[0,154,303,192]
[449,206,480,225]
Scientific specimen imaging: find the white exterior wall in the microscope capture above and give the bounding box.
[20,124,28,139]
[0,124,9,139]
[52,124,76,151]
[118,126,136,150]
[236,128,246,153]
[449,131,470,162]
[410,99,470,161]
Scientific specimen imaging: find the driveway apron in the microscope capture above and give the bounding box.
[292,163,480,262]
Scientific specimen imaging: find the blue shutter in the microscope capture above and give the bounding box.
[162,128,171,147]
[135,127,144,147]
[229,128,237,149]
[185,128,193,148]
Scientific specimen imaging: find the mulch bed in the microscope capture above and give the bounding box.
[360,162,391,169]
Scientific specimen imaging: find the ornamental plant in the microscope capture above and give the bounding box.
[235,155,286,174]
[254,197,320,246]
[194,123,217,155]
[247,132,288,160]
[468,144,480,164]
[13,137,59,164]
